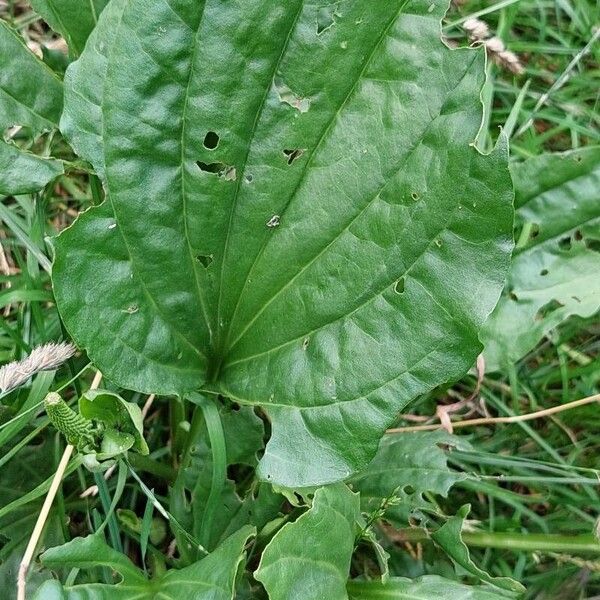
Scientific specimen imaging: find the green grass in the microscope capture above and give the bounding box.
[0,0,599,598]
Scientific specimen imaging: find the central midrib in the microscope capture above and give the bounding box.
[222,0,413,356]
[212,0,307,358]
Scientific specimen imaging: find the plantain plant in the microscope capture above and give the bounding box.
[2,0,596,598]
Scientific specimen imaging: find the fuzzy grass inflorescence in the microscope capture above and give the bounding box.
[0,342,76,393]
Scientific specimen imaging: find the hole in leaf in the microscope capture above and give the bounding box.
[266,215,281,228]
[283,148,305,165]
[411,192,419,201]
[558,236,572,251]
[535,299,563,321]
[196,161,237,181]
[196,254,213,268]
[302,337,310,350]
[574,154,582,163]
[394,278,405,294]
[509,291,519,302]
[227,463,252,483]
[585,238,600,253]
[540,268,549,276]
[574,229,583,241]
[529,223,540,239]
[403,485,415,495]
[245,174,253,183]
[203,131,219,150]
[275,78,310,113]
[316,5,338,35]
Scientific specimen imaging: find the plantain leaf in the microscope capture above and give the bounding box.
[0,142,63,195]
[28,0,110,57]
[482,147,600,370]
[255,484,360,600]
[53,0,513,487]
[350,431,470,525]
[33,526,254,599]
[0,19,63,195]
[347,575,516,599]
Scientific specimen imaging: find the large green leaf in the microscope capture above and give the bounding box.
[0,19,63,195]
[28,0,110,57]
[53,0,513,487]
[482,147,600,370]
[33,525,254,599]
[255,484,360,600]
[347,576,517,599]
[350,431,470,525]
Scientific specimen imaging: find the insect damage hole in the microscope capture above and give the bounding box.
[196,161,237,181]
[266,215,280,228]
[394,278,405,294]
[196,254,213,268]
[316,4,339,35]
[535,299,564,321]
[283,148,305,165]
[275,78,310,113]
[203,131,220,150]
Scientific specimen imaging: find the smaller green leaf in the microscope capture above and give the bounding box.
[0,18,63,195]
[170,403,266,553]
[431,506,525,596]
[482,147,600,370]
[35,526,255,599]
[116,507,166,546]
[79,389,148,455]
[351,431,470,525]
[28,0,110,57]
[255,484,360,600]
[0,19,63,132]
[0,141,63,195]
[347,575,517,599]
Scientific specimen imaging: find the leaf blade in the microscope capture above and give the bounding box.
[53,0,514,487]
[482,146,600,370]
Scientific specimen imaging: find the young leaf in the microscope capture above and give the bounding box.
[28,0,110,57]
[482,147,600,370]
[347,575,516,599]
[33,525,255,599]
[431,506,525,595]
[0,19,63,194]
[53,0,513,487]
[79,388,149,454]
[350,431,470,524]
[255,484,360,600]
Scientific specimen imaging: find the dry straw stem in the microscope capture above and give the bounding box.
[17,370,103,600]
[0,342,76,393]
[387,393,600,433]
